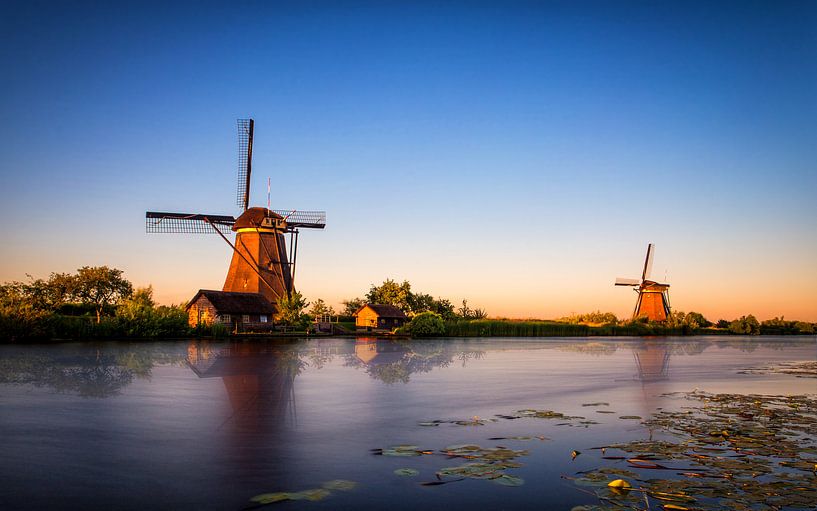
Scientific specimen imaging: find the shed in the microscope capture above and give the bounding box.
[353,303,408,332]
[186,290,276,331]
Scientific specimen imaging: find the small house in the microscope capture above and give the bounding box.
[186,290,276,331]
[353,303,408,332]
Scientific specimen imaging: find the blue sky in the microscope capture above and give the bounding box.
[1,1,816,320]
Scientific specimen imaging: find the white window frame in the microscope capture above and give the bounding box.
[242,314,250,323]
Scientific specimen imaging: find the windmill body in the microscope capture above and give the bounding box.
[222,207,293,304]
[615,244,671,321]
[146,119,325,325]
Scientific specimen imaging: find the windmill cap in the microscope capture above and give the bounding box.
[232,207,284,231]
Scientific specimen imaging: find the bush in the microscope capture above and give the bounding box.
[406,312,445,337]
[729,315,760,335]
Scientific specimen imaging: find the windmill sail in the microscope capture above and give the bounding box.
[271,210,326,229]
[615,277,641,286]
[642,243,655,281]
[146,212,236,234]
[236,119,254,211]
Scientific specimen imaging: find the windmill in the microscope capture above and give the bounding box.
[615,243,671,321]
[145,119,326,305]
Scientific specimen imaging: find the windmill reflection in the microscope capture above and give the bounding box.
[632,340,671,382]
[187,340,303,430]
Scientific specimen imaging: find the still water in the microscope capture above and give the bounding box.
[0,337,814,510]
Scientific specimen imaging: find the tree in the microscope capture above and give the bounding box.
[685,312,711,328]
[406,311,445,337]
[341,297,365,317]
[276,291,310,327]
[716,319,730,329]
[73,266,133,323]
[458,300,488,320]
[309,298,335,318]
[728,315,760,335]
[366,279,413,312]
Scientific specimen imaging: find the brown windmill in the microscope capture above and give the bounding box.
[615,243,671,321]
[146,119,326,305]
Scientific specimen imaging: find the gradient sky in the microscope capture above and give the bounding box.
[1,1,816,321]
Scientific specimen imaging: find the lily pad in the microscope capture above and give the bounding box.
[250,492,291,504]
[491,474,525,486]
[394,468,419,477]
[322,479,357,491]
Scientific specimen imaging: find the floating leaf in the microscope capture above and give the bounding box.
[381,445,425,456]
[607,479,631,489]
[394,468,419,477]
[292,488,331,501]
[619,415,642,420]
[322,480,357,491]
[250,492,291,504]
[491,474,524,486]
[582,402,610,407]
[572,450,581,459]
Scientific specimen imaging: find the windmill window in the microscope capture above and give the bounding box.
[242,315,250,323]
[260,315,268,323]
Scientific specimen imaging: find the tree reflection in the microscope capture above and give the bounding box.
[344,339,485,384]
[0,343,186,398]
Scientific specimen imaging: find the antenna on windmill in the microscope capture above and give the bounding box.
[146,118,327,309]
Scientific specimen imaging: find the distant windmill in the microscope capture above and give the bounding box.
[145,119,326,304]
[615,244,671,321]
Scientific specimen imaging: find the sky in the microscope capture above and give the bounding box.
[1,0,816,321]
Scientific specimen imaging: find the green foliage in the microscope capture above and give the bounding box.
[716,319,730,329]
[0,268,190,341]
[74,266,133,323]
[760,316,816,335]
[308,298,335,318]
[356,279,485,319]
[276,291,310,327]
[664,310,712,333]
[116,286,189,338]
[403,312,446,337]
[457,300,487,320]
[685,311,712,328]
[729,315,761,335]
[341,297,365,316]
[560,310,618,325]
[793,321,815,334]
[366,279,413,311]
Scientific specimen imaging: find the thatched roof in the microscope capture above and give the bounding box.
[187,290,276,314]
[354,303,407,318]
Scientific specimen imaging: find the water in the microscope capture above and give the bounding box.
[0,337,814,510]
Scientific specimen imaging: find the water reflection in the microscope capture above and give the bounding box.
[0,337,809,401]
[632,341,671,382]
[187,341,303,429]
[345,339,486,384]
[0,343,185,397]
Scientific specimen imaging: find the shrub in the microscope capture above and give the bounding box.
[406,312,445,337]
[729,315,760,335]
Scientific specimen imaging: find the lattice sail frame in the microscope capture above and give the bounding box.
[146,210,326,233]
[236,119,253,210]
[146,212,236,234]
